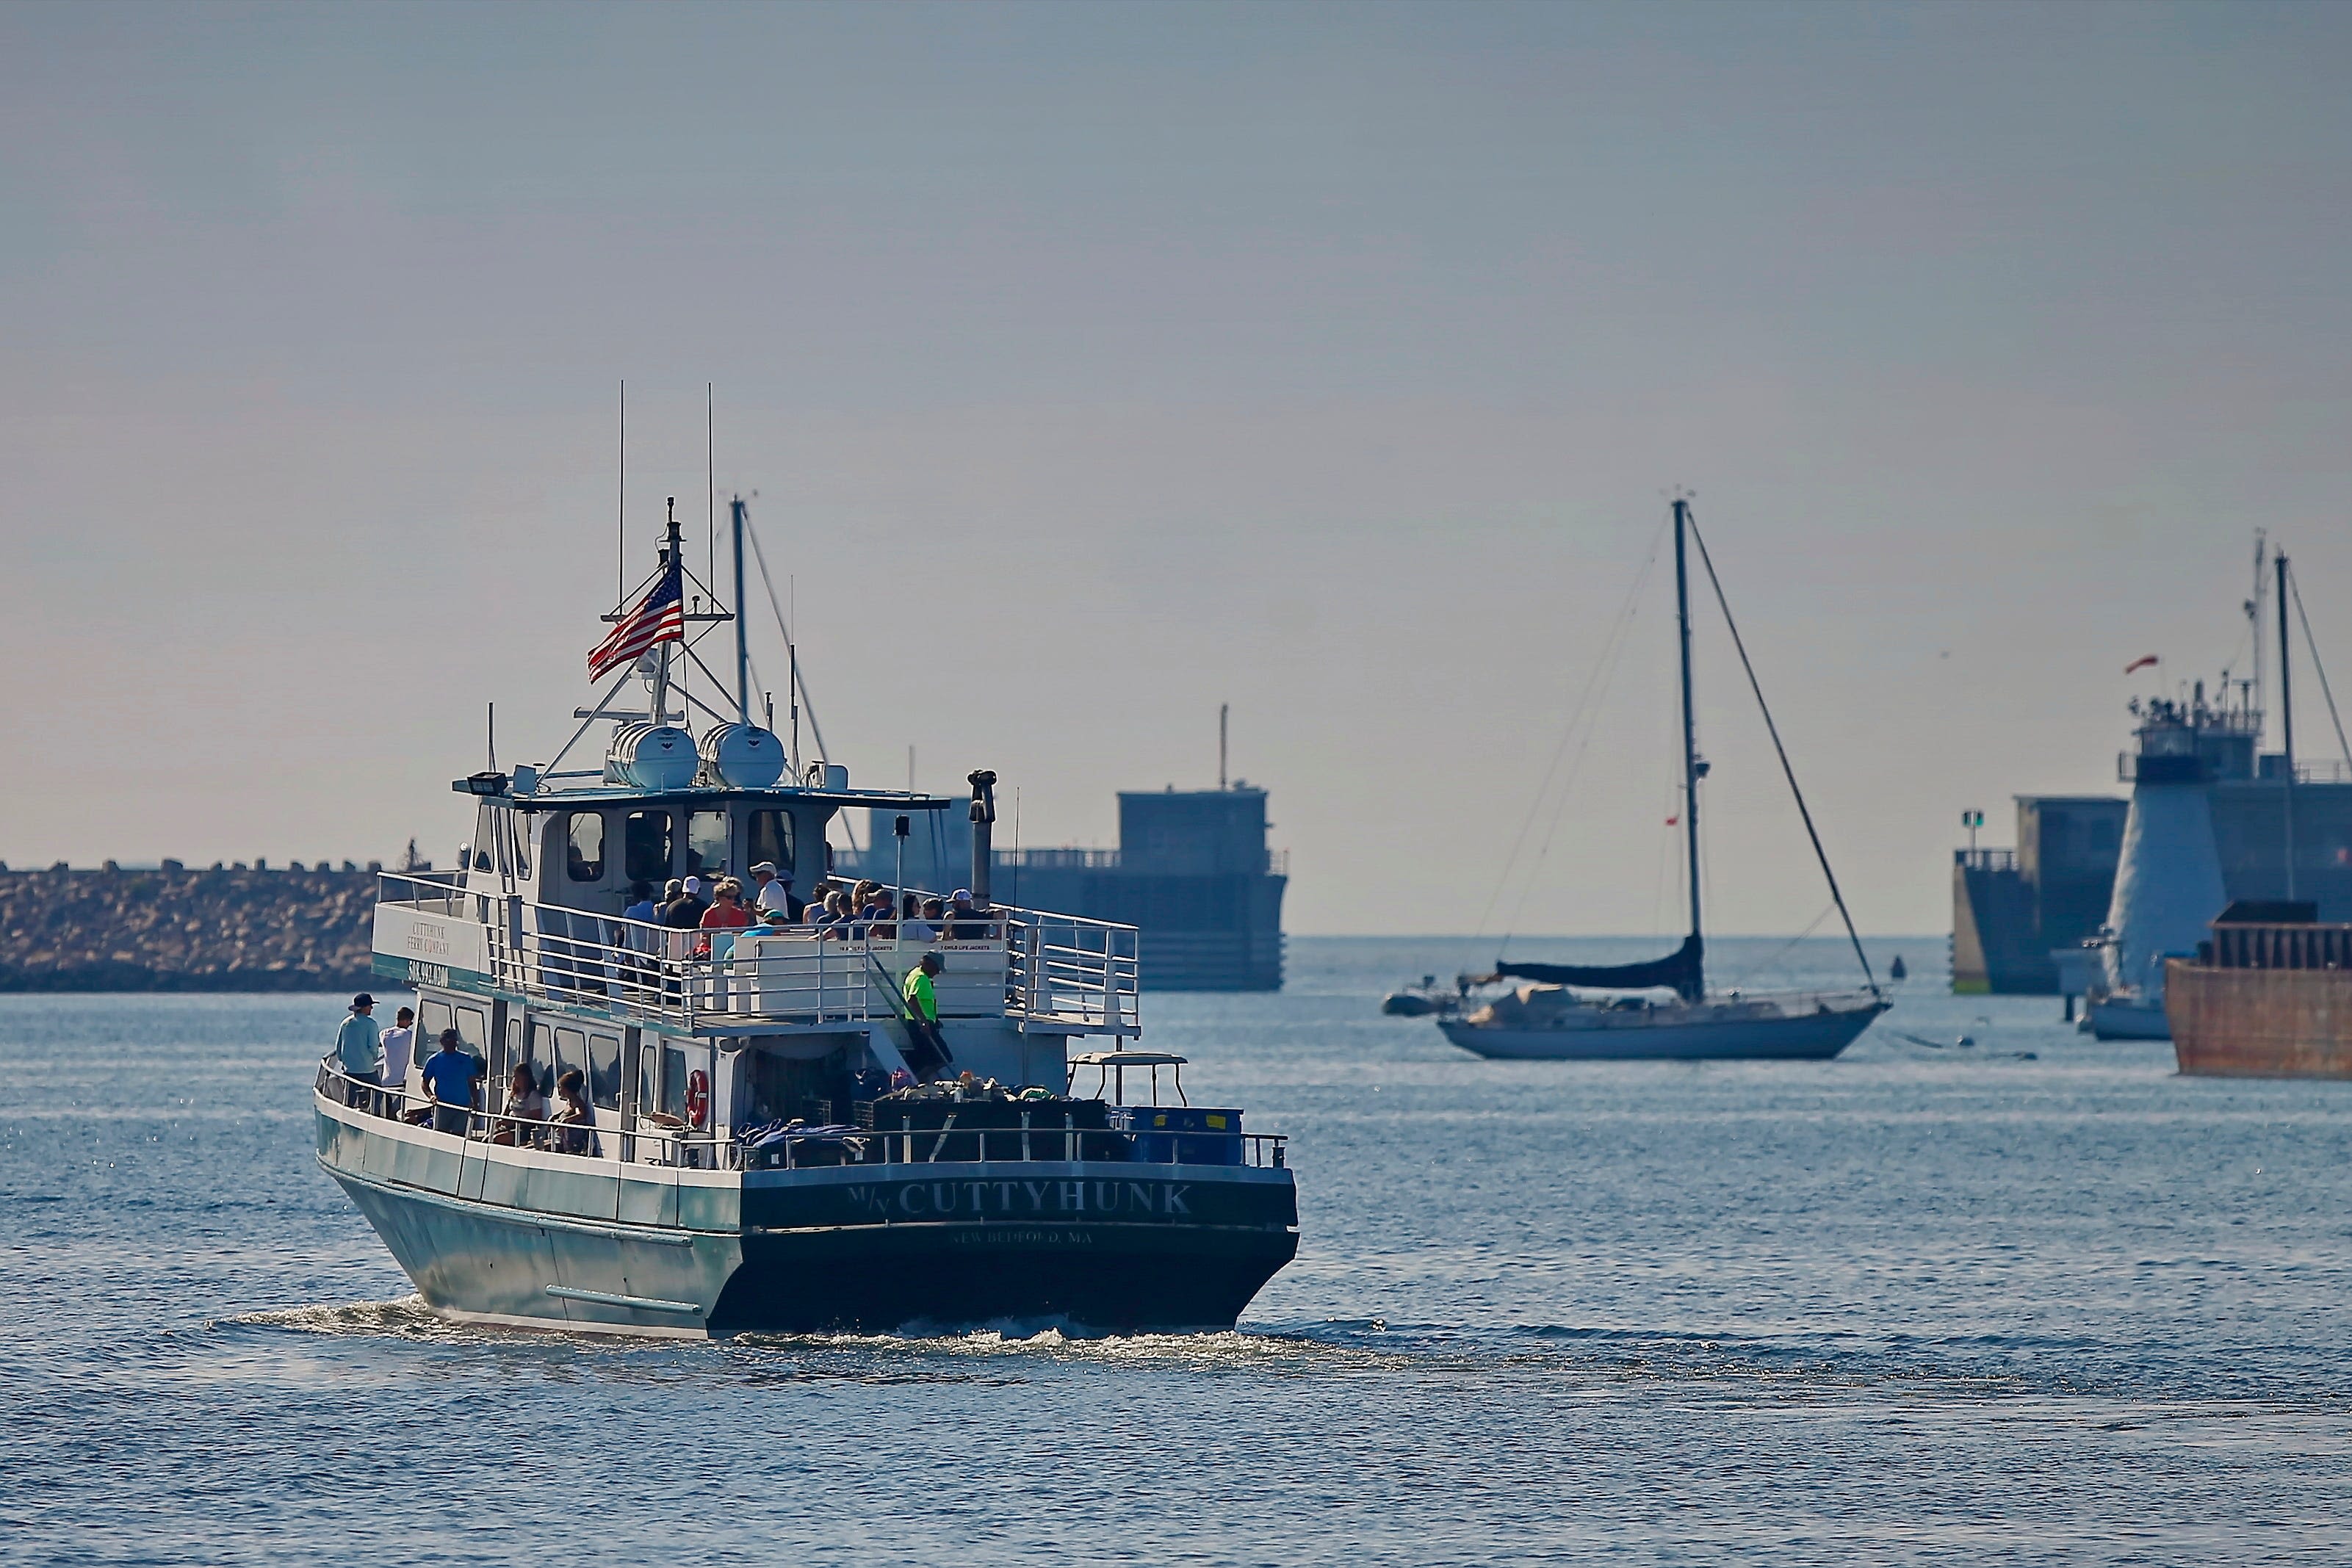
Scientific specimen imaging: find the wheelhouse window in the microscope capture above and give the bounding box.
[565,812,605,882]
[506,812,530,879]
[746,810,796,880]
[624,811,672,883]
[686,810,729,880]
[472,803,496,872]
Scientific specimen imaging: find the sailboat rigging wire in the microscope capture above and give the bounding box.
[1495,599,1653,947]
[2286,563,2352,768]
[1475,519,1667,946]
[1684,513,1879,996]
[739,510,834,767]
[1721,900,1836,991]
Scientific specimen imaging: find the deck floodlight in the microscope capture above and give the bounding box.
[455,770,509,797]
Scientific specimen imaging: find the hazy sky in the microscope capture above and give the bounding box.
[4,1,2346,937]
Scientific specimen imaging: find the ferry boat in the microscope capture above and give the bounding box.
[313,502,1297,1337]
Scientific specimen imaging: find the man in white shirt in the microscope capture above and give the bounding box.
[751,862,801,920]
[378,1006,416,1112]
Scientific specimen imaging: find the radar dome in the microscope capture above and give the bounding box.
[607,723,698,791]
[699,723,785,790]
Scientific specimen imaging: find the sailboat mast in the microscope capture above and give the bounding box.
[1674,498,1703,958]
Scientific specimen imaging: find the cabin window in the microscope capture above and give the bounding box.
[686,810,729,879]
[624,811,672,883]
[588,1033,621,1110]
[507,812,531,879]
[746,810,796,880]
[637,1041,660,1116]
[526,1021,556,1093]
[472,803,496,872]
[660,1042,690,1121]
[565,812,605,882]
[454,1006,489,1058]
[419,999,455,1054]
[554,1027,587,1089]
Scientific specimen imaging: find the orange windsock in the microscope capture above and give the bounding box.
[2124,654,2159,675]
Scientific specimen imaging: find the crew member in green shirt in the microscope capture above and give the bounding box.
[901,953,951,1077]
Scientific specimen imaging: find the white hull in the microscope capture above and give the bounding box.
[2088,997,2171,1041]
[1439,993,1887,1062]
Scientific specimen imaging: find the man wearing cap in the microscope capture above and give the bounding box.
[901,952,952,1077]
[750,861,803,921]
[947,889,988,940]
[335,994,384,1112]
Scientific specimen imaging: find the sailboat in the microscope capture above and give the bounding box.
[1437,498,1889,1062]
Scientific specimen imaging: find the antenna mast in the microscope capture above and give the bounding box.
[1219,703,1229,790]
[652,498,680,727]
[2279,549,2295,899]
[731,496,751,725]
[617,380,627,604]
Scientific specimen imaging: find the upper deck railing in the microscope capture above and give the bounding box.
[1953,848,2019,872]
[374,872,1139,1036]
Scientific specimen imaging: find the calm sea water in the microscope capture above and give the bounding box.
[3,936,2348,1564]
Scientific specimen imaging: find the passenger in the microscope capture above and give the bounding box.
[622,879,658,925]
[759,908,796,933]
[900,952,953,1078]
[334,994,383,1111]
[495,1061,548,1147]
[898,894,936,944]
[819,889,853,939]
[701,878,753,931]
[553,1069,601,1157]
[661,878,707,929]
[699,877,752,958]
[377,1005,416,1115]
[751,862,803,920]
[418,1028,483,1137]
[947,889,986,940]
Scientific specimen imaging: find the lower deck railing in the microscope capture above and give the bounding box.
[317,1061,1285,1178]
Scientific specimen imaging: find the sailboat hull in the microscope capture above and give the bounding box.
[1439,994,1887,1062]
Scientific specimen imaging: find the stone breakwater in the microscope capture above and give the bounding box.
[0,864,386,991]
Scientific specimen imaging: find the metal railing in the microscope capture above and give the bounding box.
[318,1061,1285,1176]
[1953,848,2018,872]
[375,872,1139,1033]
[316,1058,732,1168]
[748,1108,1285,1171]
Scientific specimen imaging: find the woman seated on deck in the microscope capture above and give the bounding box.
[552,1070,601,1157]
[494,1063,547,1148]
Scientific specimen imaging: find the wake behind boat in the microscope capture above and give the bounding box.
[1435,498,1889,1063]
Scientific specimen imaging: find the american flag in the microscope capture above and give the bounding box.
[588,559,685,679]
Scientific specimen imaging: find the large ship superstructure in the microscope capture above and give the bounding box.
[848,774,1288,991]
[1952,541,2352,1006]
[313,499,1296,1336]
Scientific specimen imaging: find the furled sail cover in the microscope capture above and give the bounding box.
[1496,934,1704,1002]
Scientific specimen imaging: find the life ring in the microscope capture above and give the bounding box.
[686,1069,710,1130]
